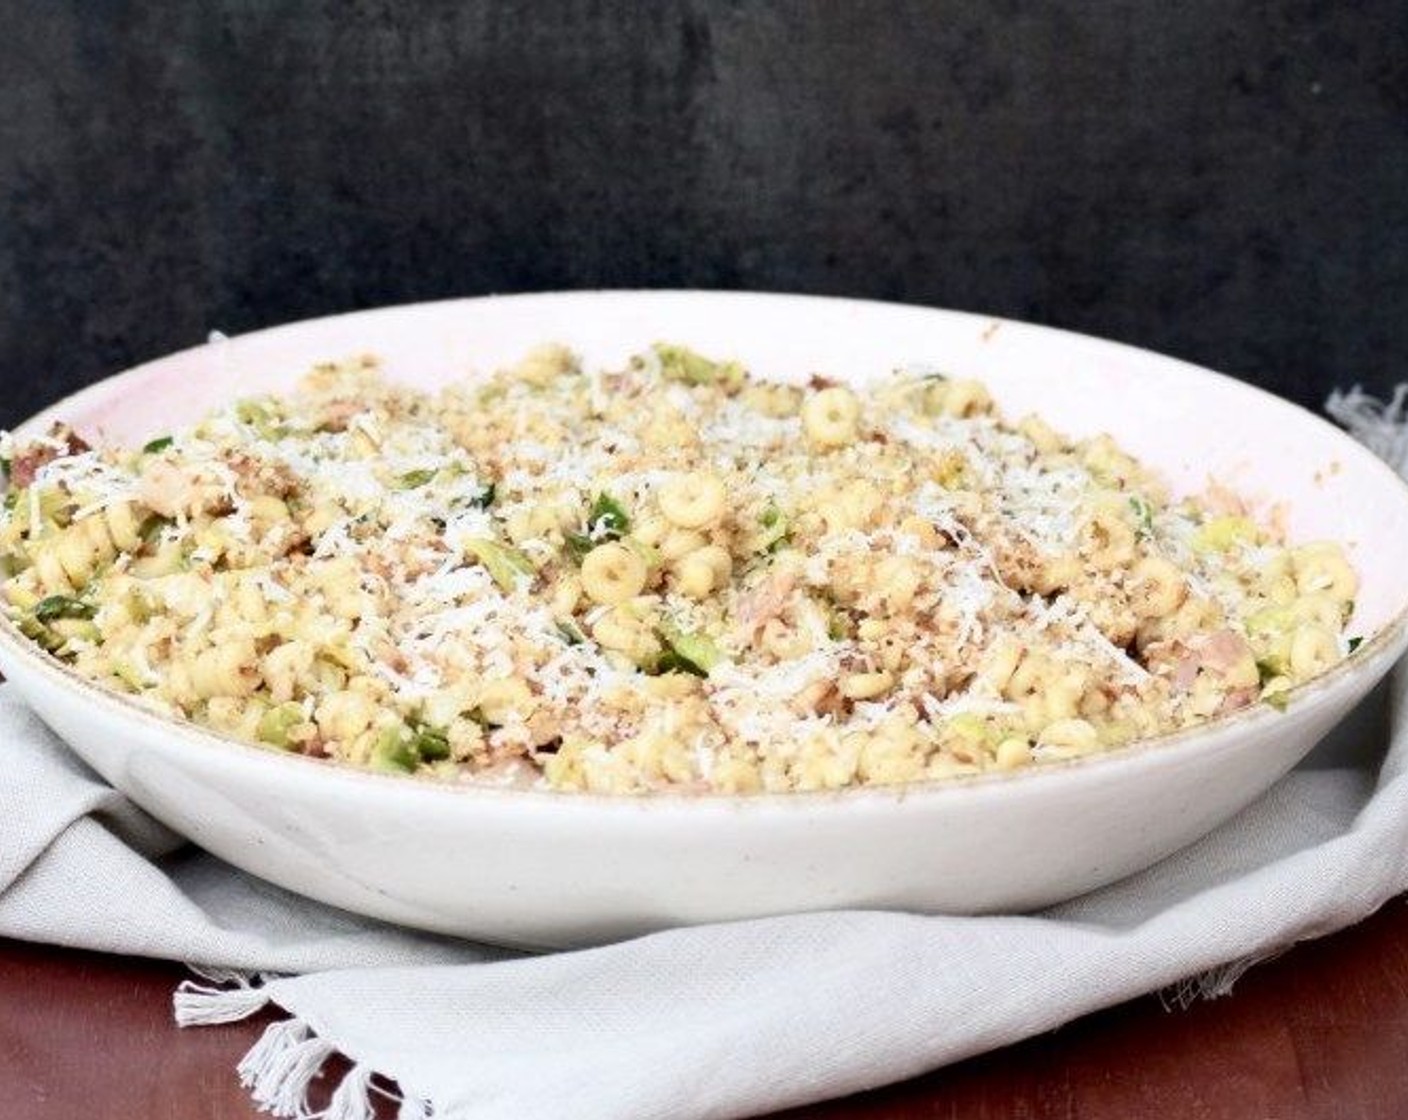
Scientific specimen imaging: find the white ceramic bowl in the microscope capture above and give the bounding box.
[3,291,1406,948]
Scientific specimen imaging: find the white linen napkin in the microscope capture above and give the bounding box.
[2,680,1404,1119]
[1,386,1404,1120]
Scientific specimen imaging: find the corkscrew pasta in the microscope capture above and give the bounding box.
[0,344,1361,793]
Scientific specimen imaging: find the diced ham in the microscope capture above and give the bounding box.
[1171,654,1200,691]
[733,569,797,643]
[7,424,91,488]
[1156,629,1253,694]
[1198,628,1251,674]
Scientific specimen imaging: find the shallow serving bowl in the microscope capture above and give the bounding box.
[2,291,1406,948]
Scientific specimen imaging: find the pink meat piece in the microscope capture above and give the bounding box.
[733,569,797,643]
[8,424,91,488]
[1198,629,1251,674]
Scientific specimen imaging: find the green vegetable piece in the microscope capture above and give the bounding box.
[5,487,64,532]
[256,703,305,749]
[17,614,61,652]
[39,488,72,530]
[556,621,585,646]
[1347,636,1364,654]
[946,713,989,743]
[588,492,630,536]
[1257,658,1293,711]
[124,589,154,624]
[50,619,100,652]
[827,612,851,641]
[757,502,790,552]
[234,399,286,440]
[1255,657,1286,685]
[236,400,266,423]
[395,468,437,489]
[565,493,631,563]
[658,623,724,676]
[1245,606,1294,641]
[563,532,594,563]
[140,514,174,545]
[111,660,148,692]
[34,595,96,623]
[653,343,745,390]
[463,538,536,592]
[1128,495,1155,540]
[655,650,707,677]
[1193,515,1256,553]
[370,726,419,773]
[411,723,451,762]
[142,436,174,454]
[472,482,496,509]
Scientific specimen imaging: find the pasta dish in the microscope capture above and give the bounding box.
[0,344,1359,793]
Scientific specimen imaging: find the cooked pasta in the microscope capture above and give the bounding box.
[0,344,1360,793]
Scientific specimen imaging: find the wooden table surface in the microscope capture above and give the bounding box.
[4,898,1408,1120]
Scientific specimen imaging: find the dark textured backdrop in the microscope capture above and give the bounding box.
[1,2,1404,425]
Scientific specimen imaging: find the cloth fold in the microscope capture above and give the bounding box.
[3,671,1406,1119]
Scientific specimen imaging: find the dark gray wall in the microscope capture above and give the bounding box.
[1,2,1404,425]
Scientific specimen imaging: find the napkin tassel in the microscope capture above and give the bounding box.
[238,1017,339,1118]
[173,967,274,1026]
[323,1062,376,1120]
[240,1022,433,1120]
[173,969,435,1119]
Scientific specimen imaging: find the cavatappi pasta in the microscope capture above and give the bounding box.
[0,344,1360,793]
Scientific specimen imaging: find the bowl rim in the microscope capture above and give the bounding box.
[3,288,1406,808]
